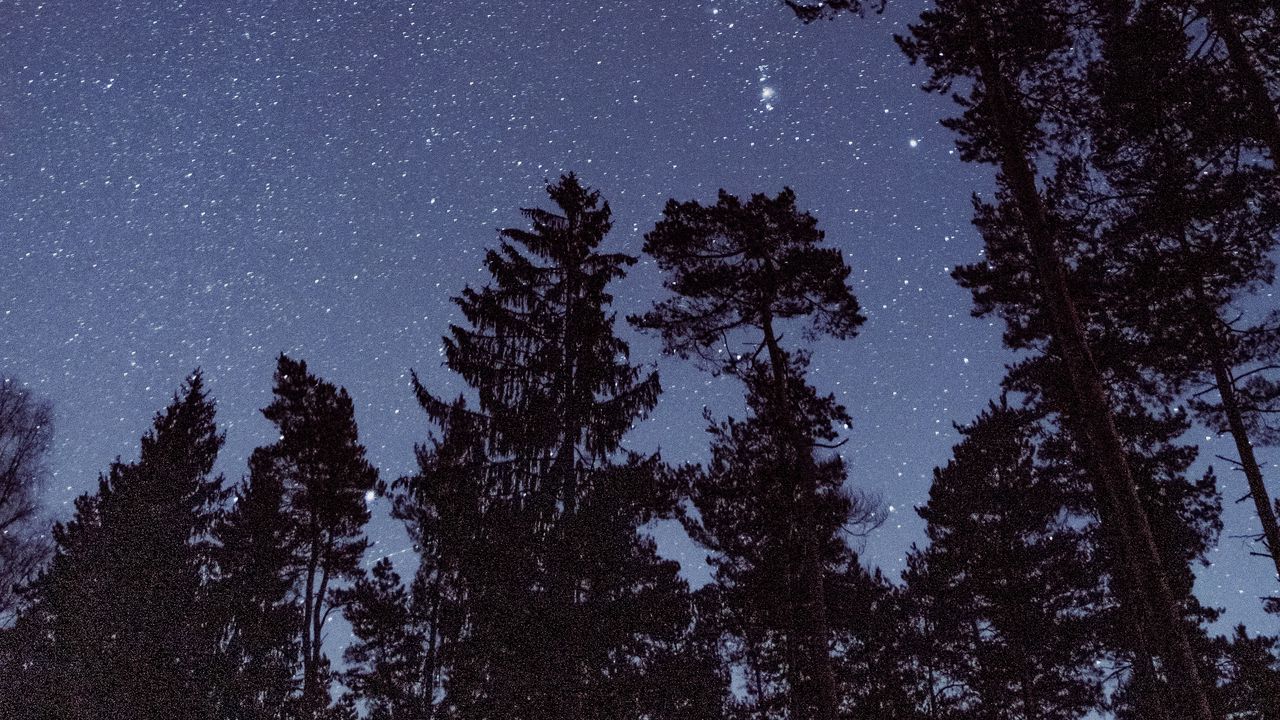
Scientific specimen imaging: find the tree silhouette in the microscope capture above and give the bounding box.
[1079,0,1280,594]
[11,371,226,720]
[209,467,301,720]
[902,400,1105,719]
[406,174,719,719]
[251,354,379,717]
[887,0,1218,713]
[0,376,53,623]
[633,187,867,720]
[338,557,434,720]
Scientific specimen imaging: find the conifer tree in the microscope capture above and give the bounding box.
[1079,0,1280,590]
[679,358,892,719]
[407,174,720,719]
[902,400,1105,719]
[1214,625,1280,718]
[251,354,379,717]
[209,469,301,720]
[1195,0,1280,165]
[12,371,226,720]
[785,0,1219,714]
[632,187,867,720]
[338,557,434,720]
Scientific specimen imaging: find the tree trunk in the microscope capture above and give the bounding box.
[302,538,319,714]
[966,12,1215,720]
[760,311,839,720]
[1205,0,1280,165]
[1199,309,1280,582]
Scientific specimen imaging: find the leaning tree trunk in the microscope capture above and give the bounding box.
[966,11,1215,720]
[1197,304,1280,583]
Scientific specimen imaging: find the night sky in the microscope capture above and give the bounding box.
[2,0,1273,642]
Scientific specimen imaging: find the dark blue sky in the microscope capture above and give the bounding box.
[2,0,1272,638]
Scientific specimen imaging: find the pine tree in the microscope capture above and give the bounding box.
[902,400,1105,719]
[632,187,867,720]
[251,354,379,717]
[1196,0,1280,165]
[209,469,301,720]
[406,174,719,719]
[12,371,226,720]
[1079,0,1280,591]
[781,0,1221,713]
[1214,625,1280,719]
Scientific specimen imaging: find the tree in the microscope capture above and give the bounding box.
[251,354,379,717]
[957,167,1228,715]
[1214,625,1280,719]
[338,558,434,720]
[902,400,1105,719]
[406,174,720,719]
[782,0,1219,714]
[0,376,53,623]
[209,469,301,720]
[1195,0,1280,165]
[11,371,226,720]
[679,358,891,719]
[632,187,867,720]
[1077,0,1280,592]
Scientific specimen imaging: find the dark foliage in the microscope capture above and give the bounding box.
[398,174,724,720]
[251,354,379,717]
[9,372,226,720]
[0,376,53,622]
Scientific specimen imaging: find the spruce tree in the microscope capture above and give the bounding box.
[13,371,226,720]
[406,174,719,719]
[251,353,379,717]
[632,187,867,720]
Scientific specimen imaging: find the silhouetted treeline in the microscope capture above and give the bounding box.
[4,0,1280,716]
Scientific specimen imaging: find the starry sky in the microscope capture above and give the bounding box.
[2,0,1274,638]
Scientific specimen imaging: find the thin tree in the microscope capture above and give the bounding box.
[1082,0,1280,589]
[784,0,1217,714]
[251,354,378,717]
[0,376,52,623]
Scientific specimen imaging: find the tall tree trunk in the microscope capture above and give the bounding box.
[1199,307,1280,582]
[966,12,1215,720]
[302,537,319,714]
[1205,0,1280,165]
[760,310,839,720]
[312,563,331,710]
